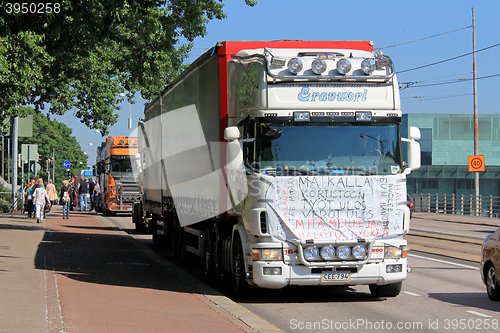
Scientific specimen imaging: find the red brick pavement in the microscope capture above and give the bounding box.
[15,206,255,333]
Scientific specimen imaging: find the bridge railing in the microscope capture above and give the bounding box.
[410,193,500,218]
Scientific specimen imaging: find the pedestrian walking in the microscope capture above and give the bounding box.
[33,183,51,223]
[88,177,95,211]
[46,179,57,205]
[60,180,71,219]
[68,178,76,210]
[94,179,101,212]
[77,177,89,212]
[24,179,36,218]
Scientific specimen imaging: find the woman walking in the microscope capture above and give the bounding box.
[46,179,57,205]
[33,182,51,223]
[61,180,71,219]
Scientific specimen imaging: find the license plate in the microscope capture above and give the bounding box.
[321,272,351,282]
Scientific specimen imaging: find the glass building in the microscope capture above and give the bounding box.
[402,114,500,197]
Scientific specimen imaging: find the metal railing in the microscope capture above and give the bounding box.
[410,193,500,218]
[0,192,23,213]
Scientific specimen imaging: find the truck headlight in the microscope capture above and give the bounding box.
[251,249,282,261]
[336,58,351,75]
[311,58,327,74]
[352,244,367,259]
[287,58,303,74]
[304,246,319,261]
[336,245,351,260]
[385,246,406,259]
[361,58,376,75]
[320,245,335,260]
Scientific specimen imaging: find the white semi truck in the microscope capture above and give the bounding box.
[133,41,421,297]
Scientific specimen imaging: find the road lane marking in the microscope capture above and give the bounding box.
[466,310,491,318]
[403,291,421,297]
[408,253,479,270]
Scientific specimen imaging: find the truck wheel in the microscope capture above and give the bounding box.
[173,216,185,261]
[212,224,222,278]
[203,228,214,280]
[152,215,167,249]
[232,235,249,297]
[369,282,402,297]
[133,203,140,232]
[486,264,500,301]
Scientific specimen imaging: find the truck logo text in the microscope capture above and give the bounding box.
[298,87,368,102]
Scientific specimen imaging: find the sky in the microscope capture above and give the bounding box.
[54,0,500,166]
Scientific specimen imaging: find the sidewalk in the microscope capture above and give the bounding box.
[0,206,273,333]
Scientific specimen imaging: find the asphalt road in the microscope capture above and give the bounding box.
[106,214,499,333]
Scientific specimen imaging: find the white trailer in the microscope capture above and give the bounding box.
[134,41,421,297]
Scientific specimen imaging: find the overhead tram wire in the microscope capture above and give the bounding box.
[400,73,500,90]
[379,25,472,50]
[397,42,500,74]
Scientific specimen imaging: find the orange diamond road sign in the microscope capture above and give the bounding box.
[468,155,485,172]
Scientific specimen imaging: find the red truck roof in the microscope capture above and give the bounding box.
[217,40,374,56]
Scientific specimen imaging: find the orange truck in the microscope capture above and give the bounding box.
[95,136,142,215]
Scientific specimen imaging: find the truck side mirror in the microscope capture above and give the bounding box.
[224,127,243,169]
[403,126,421,175]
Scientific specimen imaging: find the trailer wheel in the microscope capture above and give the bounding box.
[212,224,222,278]
[152,215,167,249]
[369,282,402,298]
[203,228,214,280]
[232,235,249,297]
[173,215,185,261]
[133,203,143,233]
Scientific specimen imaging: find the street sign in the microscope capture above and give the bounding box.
[31,163,41,173]
[468,155,485,172]
[63,161,71,169]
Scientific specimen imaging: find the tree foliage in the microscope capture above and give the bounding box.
[0,0,256,135]
[18,111,87,190]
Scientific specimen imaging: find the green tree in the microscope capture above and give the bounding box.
[19,111,87,190]
[0,0,256,135]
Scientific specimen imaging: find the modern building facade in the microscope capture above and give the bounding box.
[402,113,500,197]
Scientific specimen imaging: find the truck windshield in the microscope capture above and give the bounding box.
[109,156,133,174]
[255,122,402,176]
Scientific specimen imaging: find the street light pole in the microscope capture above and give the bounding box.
[472,8,479,216]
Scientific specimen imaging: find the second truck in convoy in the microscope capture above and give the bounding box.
[95,136,142,216]
[133,40,421,297]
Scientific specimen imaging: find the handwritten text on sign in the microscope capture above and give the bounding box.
[265,175,406,242]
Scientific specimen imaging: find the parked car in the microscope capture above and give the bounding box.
[407,195,414,218]
[480,227,500,301]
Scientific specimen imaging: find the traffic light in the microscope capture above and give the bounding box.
[66,169,71,179]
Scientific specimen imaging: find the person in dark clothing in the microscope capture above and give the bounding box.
[78,177,88,211]
[69,178,76,211]
[88,177,96,211]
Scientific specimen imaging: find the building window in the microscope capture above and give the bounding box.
[420,128,432,165]
[456,179,473,190]
[422,179,438,189]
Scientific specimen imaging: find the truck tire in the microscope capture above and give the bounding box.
[212,224,222,278]
[232,235,249,297]
[133,203,144,233]
[152,214,167,249]
[173,215,185,261]
[203,228,214,281]
[369,281,402,297]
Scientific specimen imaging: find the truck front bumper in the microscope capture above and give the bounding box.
[251,259,407,289]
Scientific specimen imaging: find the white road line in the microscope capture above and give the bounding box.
[408,253,480,270]
[466,310,492,318]
[402,291,421,297]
